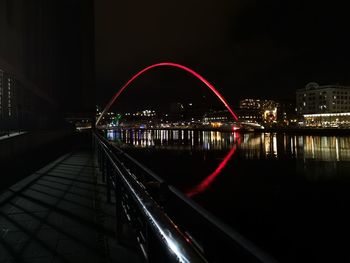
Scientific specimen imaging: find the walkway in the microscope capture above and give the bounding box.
[0,151,142,263]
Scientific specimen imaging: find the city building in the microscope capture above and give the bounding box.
[202,110,230,123]
[237,99,263,123]
[296,82,350,127]
[261,100,279,123]
[237,99,279,124]
[239,99,262,110]
[277,99,298,126]
[296,82,350,114]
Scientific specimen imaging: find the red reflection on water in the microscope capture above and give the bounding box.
[187,134,241,197]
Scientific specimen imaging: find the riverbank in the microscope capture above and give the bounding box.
[261,127,350,135]
[101,125,350,135]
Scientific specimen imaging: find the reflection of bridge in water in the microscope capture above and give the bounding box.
[103,120,265,133]
[107,129,238,150]
[108,129,350,161]
[96,62,279,262]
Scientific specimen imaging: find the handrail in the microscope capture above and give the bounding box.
[94,131,279,263]
[113,146,165,184]
[94,132,208,263]
[168,186,279,263]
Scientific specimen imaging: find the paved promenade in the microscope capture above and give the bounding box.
[0,151,142,263]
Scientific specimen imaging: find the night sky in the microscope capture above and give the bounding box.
[95,1,350,111]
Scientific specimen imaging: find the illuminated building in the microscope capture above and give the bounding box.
[262,100,279,123]
[239,99,262,110]
[237,99,262,123]
[236,108,262,123]
[296,82,350,127]
[237,99,279,124]
[277,100,298,126]
[303,112,350,127]
[296,82,350,114]
[203,110,230,123]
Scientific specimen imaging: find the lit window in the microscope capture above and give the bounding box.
[7,78,11,116]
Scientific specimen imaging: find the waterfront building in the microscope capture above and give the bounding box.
[296,82,350,114]
[261,100,279,123]
[237,99,279,124]
[296,82,350,127]
[237,99,263,123]
[277,100,298,126]
[239,99,262,110]
[235,108,262,123]
[202,110,230,123]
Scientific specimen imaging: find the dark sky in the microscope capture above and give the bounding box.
[95,0,350,111]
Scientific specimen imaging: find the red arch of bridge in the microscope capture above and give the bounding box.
[96,62,238,126]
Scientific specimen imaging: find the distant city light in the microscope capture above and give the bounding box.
[96,62,239,126]
[304,112,350,117]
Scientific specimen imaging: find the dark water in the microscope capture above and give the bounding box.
[106,129,350,263]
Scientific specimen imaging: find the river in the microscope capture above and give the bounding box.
[105,129,350,263]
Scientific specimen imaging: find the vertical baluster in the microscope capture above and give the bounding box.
[101,153,106,182]
[106,160,111,203]
[115,174,123,242]
[145,224,164,263]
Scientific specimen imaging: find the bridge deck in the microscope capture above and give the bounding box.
[0,151,142,263]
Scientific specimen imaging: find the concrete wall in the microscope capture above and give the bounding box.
[0,0,95,121]
[0,130,73,162]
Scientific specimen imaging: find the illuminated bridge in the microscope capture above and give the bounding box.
[0,63,275,262]
[94,63,273,262]
[96,62,239,125]
[96,62,265,133]
[0,0,350,263]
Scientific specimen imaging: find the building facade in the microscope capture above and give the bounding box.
[0,69,17,131]
[296,82,350,114]
[237,99,279,124]
[296,82,350,127]
[237,99,263,123]
[0,0,95,131]
[239,99,262,110]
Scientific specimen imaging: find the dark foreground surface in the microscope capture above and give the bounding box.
[0,146,142,263]
[0,132,76,192]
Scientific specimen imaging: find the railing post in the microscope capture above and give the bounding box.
[115,176,123,242]
[101,154,106,182]
[146,224,166,263]
[91,134,93,151]
[93,132,209,263]
[106,161,111,203]
[98,145,102,171]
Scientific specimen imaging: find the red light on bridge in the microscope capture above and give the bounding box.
[96,62,239,126]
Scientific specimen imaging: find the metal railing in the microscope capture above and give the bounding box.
[94,132,278,263]
[94,132,208,263]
